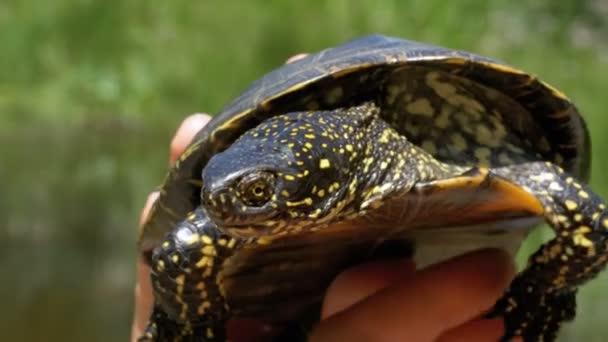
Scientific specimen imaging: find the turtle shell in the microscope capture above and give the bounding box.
[139,34,590,255]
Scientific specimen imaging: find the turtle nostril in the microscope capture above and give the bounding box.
[202,194,213,208]
[201,186,220,208]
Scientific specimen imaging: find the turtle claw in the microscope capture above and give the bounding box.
[138,305,227,342]
[137,322,157,342]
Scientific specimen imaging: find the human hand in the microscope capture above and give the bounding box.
[311,249,518,342]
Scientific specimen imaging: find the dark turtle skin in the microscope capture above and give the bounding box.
[137,35,607,342]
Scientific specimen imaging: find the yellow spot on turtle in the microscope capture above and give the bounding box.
[406,98,434,117]
[434,106,451,129]
[450,133,467,152]
[304,134,315,139]
[380,161,388,170]
[297,170,310,178]
[319,158,331,169]
[257,236,275,245]
[573,233,594,248]
[184,233,200,245]
[577,226,592,234]
[200,235,213,245]
[578,190,589,199]
[332,182,340,189]
[205,325,214,338]
[574,214,583,222]
[475,124,499,147]
[175,274,185,285]
[162,241,170,249]
[227,239,236,249]
[156,260,165,272]
[385,84,404,105]
[280,190,290,197]
[603,218,608,229]
[317,189,326,198]
[474,147,491,165]
[284,174,295,181]
[564,200,578,211]
[202,245,217,256]
[426,72,457,98]
[196,256,211,268]
[171,254,180,263]
[199,289,208,299]
[286,197,313,207]
[345,144,354,152]
[304,142,313,149]
[378,130,391,144]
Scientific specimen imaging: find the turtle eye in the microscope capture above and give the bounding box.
[237,172,275,207]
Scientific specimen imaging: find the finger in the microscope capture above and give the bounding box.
[310,249,516,342]
[131,192,160,341]
[139,191,160,227]
[131,256,154,342]
[169,113,212,166]
[286,53,309,64]
[321,259,416,319]
[436,318,505,342]
[227,318,278,342]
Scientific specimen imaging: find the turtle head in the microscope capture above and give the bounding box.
[201,105,376,237]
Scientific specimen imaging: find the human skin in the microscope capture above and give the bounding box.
[131,112,520,342]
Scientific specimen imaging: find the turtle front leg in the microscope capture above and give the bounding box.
[490,162,608,341]
[138,305,226,342]
[139,207,236,341]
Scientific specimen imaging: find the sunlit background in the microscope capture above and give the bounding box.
[2,1,607,341]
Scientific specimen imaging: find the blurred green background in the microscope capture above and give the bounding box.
[1,0,607,341]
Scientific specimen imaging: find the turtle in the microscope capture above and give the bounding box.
[137,35,608,342]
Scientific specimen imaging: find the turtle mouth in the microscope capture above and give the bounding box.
[216,213,283,239]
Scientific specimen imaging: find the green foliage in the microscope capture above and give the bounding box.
[1,0,606,341]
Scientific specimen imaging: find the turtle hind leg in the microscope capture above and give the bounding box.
[489,161,608,342]
[489,272,577,342]
[138,305,226,342]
